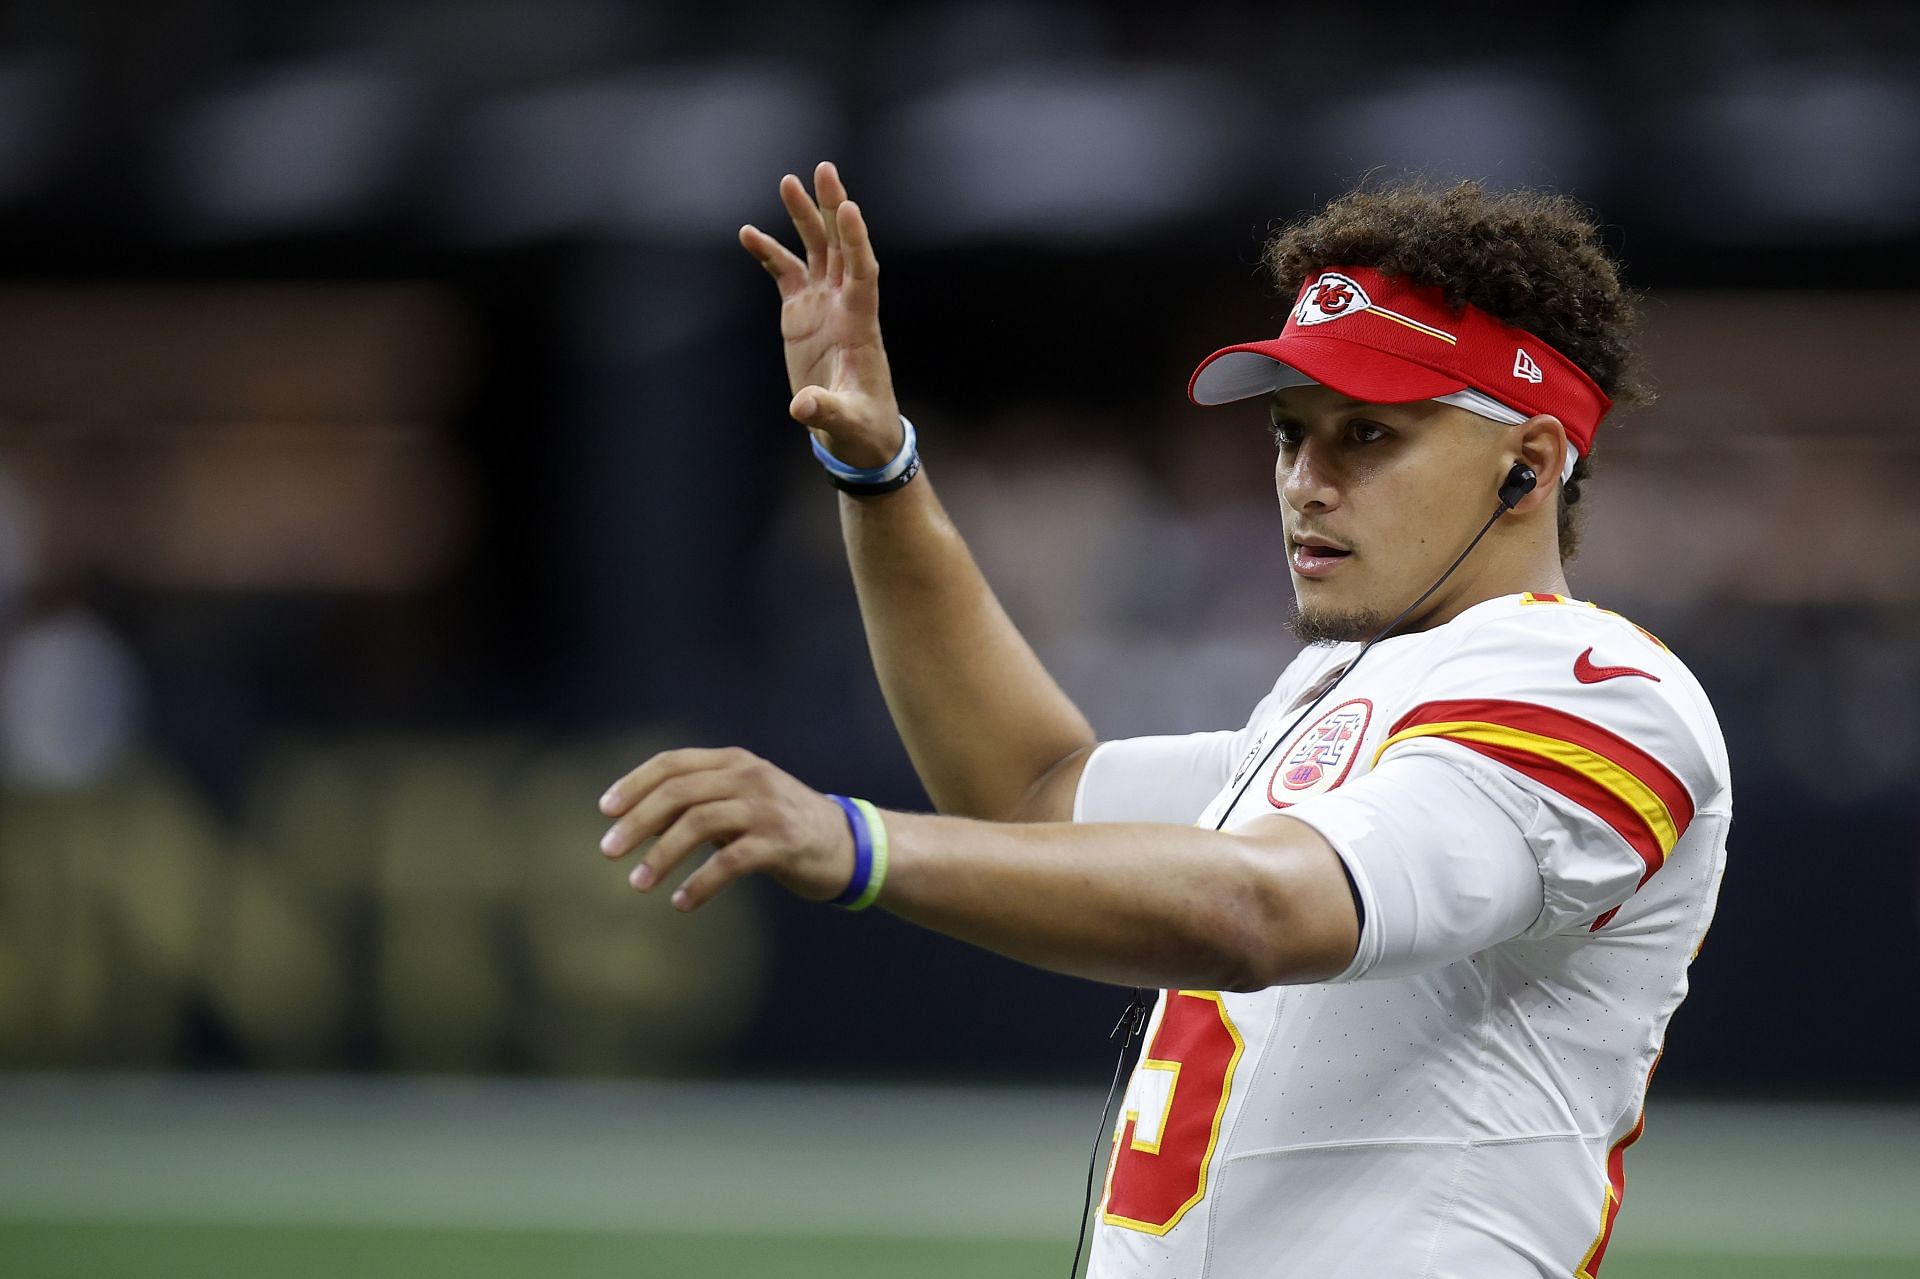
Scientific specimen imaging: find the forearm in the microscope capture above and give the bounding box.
[875,810,1358,991]
[840,466,1096,821]
[742,166,1092,820]
[600,748,1360,987]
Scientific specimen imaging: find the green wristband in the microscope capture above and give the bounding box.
[846,798,889,911]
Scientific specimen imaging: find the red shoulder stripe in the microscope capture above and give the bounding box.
[1388,698,1695,835]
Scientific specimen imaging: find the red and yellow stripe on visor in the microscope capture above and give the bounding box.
[1373,699,1695,926]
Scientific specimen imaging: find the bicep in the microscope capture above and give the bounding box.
[1230,815,1364,986]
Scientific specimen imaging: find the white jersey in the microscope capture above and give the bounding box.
[1074,592,1730,1279]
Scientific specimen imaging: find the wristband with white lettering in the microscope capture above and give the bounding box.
[812,415,919,495]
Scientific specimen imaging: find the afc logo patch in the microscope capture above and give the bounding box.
[1268,698,1373,808]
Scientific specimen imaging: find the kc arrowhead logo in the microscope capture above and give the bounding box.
[1293,272,1373,327]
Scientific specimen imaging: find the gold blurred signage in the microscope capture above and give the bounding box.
[0,735,765,1073]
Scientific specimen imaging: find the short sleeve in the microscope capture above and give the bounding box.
[1368,607,1722,937]
[1073,670,1315,826]
[1071,732,1238,825]
[1282,751,1544,981]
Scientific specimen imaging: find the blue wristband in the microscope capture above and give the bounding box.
[811,415,918,483]
[826,794,876,908]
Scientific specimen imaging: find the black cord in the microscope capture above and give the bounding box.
[1204,498,1511,834]
[1063,498,1513,1276]
[1068,988,1151,1279]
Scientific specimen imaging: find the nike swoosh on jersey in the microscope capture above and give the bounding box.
[1573,647,1660,685]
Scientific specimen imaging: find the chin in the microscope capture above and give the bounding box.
[1287,599,1392,645]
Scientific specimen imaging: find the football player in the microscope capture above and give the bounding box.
[598,163,1728,1277]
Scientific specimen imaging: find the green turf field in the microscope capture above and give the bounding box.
[7,1221,1920,1279]
[3,1077,1916,1277]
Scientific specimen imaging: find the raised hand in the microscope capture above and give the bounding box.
[739,162,904,470]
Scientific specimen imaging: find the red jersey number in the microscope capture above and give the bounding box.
[1101,991,1245,1235]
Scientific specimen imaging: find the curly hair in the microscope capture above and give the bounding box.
[1262,179,1651,560]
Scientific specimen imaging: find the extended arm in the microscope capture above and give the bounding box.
[598,747,1360,991]
[740,164,1094,822]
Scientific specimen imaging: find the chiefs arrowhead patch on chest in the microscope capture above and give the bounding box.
[1268,698,1373,808]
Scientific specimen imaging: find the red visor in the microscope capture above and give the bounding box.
[1188,265,1611,456]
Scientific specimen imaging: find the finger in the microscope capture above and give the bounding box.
[739,224,807,298]
[779,173,828,277]
[600,746,750,818]
[671,837,766,912]
[633,800,755,894]
[814,161,848,287]
[601,764,744,861]
[838,201,879,312]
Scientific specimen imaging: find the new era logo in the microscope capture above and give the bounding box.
[1513,348,1544,383]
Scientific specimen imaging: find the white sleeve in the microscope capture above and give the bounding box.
[1366,606,1722,937]
[1281,751,1544,982]
[1075,652,1344,821]
[1072,731,1239,825]
[1071,666,1321,826]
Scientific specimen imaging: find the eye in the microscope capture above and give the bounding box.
[1349,419,1390,444]
[1269,420,1303,451]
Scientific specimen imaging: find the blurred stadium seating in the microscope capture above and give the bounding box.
[0,2,1916,1273]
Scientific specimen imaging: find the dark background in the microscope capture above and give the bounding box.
[0,0,1915,1098]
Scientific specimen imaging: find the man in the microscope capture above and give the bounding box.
[597,163,1729,1277]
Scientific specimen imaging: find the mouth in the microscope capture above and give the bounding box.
[1289,535,1353,579]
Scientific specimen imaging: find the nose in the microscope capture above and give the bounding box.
[1279,436,1340,514]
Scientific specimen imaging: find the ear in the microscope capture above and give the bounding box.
[1506,415,1568,515]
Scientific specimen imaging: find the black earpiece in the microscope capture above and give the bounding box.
[1497,462,1537,511]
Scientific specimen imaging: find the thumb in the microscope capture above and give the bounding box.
[790,386,850,428]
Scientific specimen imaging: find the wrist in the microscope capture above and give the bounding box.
[813,415,920,497]
[812,418,902,470]
[824,795,890,910]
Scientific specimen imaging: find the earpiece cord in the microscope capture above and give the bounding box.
[1064,497,1513,1278]
[1068,988,1151,1279]
[1205,497,1510,833]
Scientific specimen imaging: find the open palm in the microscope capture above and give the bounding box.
[740,162,903,469]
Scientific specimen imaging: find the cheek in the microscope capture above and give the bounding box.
[1403,473,1497,554]
[1366,471,1461,555]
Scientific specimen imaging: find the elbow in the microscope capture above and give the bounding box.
[1000,741,1099,824]
[924,741,1097,824]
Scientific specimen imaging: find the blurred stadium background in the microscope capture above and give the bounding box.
[0,1,1917,1275]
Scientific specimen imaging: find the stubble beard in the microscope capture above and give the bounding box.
[1287,601,1391,646]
